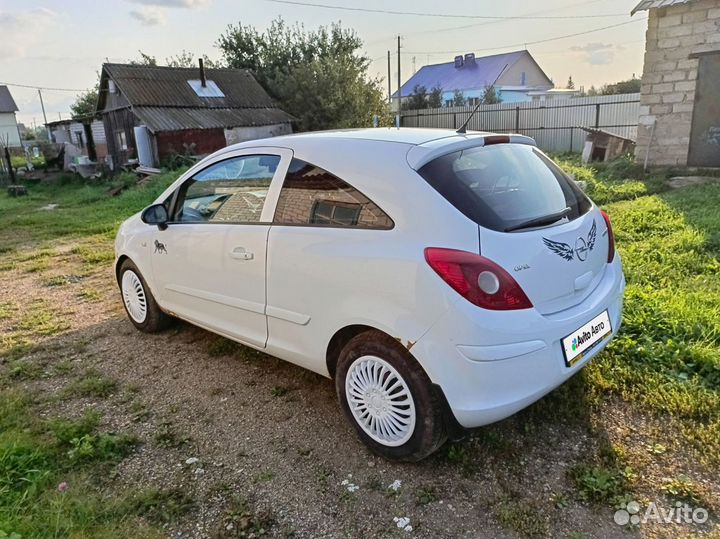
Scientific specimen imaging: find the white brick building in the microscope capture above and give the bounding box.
[633,0,720,167]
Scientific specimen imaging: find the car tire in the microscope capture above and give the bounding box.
[335,330,447,462]
[119,259,171,333]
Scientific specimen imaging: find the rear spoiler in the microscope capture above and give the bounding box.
[406,133,536,171]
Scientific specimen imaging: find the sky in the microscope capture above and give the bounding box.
[0,0,649,126]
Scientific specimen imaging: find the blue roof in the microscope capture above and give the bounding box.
[394,50,528,98]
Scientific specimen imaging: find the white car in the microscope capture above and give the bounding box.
[115,128,625,461]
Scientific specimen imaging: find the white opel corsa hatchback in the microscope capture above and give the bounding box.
[115,128,625,461]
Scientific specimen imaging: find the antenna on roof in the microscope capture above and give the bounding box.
[456,62,509,134]
[456,100,482,134]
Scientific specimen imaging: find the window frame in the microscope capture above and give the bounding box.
[271,158,395,231]
[166,151,289,226]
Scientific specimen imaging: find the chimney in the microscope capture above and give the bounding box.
[464,53,476,66]
[199,58,206,88]
[454,55,464,69]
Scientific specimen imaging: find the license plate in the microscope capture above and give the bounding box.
[562,310,612,366]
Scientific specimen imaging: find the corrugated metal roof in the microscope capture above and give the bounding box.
[393,50,544,98]
[101,64,279,109]
[631,0,694,14]
[0,86,18,113]
[133,106,294,133]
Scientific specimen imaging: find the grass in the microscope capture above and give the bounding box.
[0,169,184,253]
[585,181,720,464]
[495,498,549,538]
[66,370,118,399]
[0,389,162,538]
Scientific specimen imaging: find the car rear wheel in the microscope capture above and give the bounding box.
[119,259,170,333]
[335,330,447,461]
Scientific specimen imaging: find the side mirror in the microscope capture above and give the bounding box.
[141,204,169,230]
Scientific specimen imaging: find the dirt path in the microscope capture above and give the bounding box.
[1,238,717,539]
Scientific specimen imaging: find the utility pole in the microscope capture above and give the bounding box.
[37,89,51,141]
[396,35,401,128]
[387,50,391,103]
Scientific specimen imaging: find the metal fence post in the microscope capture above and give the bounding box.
[515,106,520,133]
[595,104,601,128]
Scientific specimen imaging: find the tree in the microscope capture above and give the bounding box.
[70,83,99,119]
[567,75,575,89]
[427,86,443,109]
[452,89,466,107]
[481,85,502,105]
[401,85,428,110]
[130,50,158,66]
[166,49,219,68]
[217,18,388,131]
[599,76,641,95]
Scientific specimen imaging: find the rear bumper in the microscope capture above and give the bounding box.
[412,258,625,428]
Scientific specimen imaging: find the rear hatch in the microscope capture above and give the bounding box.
[416,142,610,314]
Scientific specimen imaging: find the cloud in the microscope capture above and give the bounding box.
[126,0,211,7]
[129,6,166,26]
[0,8,58,56]
[570,42,623,66]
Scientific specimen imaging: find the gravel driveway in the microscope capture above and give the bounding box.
[3,237,715,539]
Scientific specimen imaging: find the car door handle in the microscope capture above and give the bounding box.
[230,247,254,261]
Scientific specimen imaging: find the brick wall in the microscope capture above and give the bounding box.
[635,0,720,165]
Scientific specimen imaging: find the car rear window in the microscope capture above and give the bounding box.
[417,144,592,232]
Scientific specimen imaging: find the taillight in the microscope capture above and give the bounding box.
[600,210,615,263]
[424,248,533,310]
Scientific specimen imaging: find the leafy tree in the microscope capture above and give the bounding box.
[217,17,388,131]
[481,85,502,105]
[401,85,428,110]
[600,76,641,95]
[130,50,158,66]
[567,75,575,89]
[70,83,99,119]
[452,89,466,107]
[166,50,219,68]
[427,86,443,109]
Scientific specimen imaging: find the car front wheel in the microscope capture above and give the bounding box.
[335,330,447,461]
[119,259,170,333]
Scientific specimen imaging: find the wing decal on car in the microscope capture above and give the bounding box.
[543,219,597,262]
[542,237,575,261]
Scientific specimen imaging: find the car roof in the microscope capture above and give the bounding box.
[225,127,495,150]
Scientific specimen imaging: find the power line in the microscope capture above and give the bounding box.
[404,18,647,55]
[364,0,611,45]
[0,81,85,93]
[266,0,628,20]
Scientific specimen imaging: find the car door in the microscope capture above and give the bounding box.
[150,148,292,348]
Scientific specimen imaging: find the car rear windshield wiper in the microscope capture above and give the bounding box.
[504,207,572,232]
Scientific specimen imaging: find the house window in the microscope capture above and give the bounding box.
[274,158,393,229]
[445,99,453,107]
[310,200,361,226]
[116,130,127,151]
[467,97,480,106]
[521,71,526,86]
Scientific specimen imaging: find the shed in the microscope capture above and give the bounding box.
[579,127,636,163]
[632,0,720,167]
[96,62,294,168]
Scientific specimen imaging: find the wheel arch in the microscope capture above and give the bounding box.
[325,324,422,379]
[115,255,130,285]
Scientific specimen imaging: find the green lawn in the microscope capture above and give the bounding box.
[1,160,719,536]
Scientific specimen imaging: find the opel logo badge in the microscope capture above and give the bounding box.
[574,237,589,261]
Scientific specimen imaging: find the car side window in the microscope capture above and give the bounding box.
[273,158,393,229]
[173,155,280,223]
